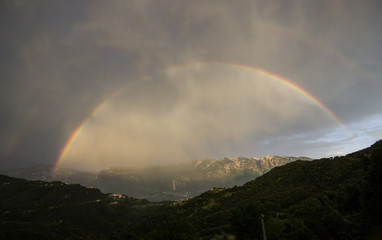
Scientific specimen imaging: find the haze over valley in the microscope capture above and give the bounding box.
[2,155,311,201]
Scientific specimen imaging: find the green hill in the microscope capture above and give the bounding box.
[1,140,381,239]
[0,175,160,239]
[124,140,382,239]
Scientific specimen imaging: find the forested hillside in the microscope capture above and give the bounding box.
[0,176,160,239]
[1,140,381,239]
[124,140,382,239]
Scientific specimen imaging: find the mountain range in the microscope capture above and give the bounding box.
[1,155,310,201]
[1,140,381,239]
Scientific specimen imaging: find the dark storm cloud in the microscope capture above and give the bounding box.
[1,0,381,170]
[0,1,137,168]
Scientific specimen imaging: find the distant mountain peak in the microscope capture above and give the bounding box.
[2,155,311,201]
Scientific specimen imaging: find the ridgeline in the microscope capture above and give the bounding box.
[1,140,381,239]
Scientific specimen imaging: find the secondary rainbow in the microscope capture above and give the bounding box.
[54,62,350,173]
[4,107,38,160]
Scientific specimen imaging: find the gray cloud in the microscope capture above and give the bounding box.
[63,64,334,170]
[1,0,381,170]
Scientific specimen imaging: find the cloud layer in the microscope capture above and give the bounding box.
[63,64,333,170]
[1,0,382,170]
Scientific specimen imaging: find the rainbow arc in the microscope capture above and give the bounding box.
[53,62,350,174]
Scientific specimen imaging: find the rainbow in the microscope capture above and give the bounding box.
[53,62,350,173]
[186,62,349,129]
[4,107,38,160]
[53,87,127,174]
[53,103,105,174]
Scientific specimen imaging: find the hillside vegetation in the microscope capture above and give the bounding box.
[124,140,382,239]
[0,176,159,239]
[1,140,381,239]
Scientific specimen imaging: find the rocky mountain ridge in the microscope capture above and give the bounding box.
[1,155,311,201]
[191,155,311,179]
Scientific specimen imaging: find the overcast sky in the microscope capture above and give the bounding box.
[1,0,382,171]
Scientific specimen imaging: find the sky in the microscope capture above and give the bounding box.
[1,0,382,171]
